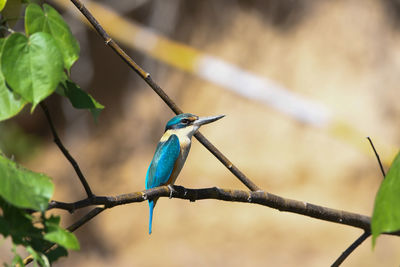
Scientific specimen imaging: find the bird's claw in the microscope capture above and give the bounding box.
[167,185,175,199]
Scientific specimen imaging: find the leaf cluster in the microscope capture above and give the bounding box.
[0,1,103,122]
[0,1,102,265]
[0,153,79,265]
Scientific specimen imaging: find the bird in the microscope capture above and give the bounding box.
[145,113,225,234]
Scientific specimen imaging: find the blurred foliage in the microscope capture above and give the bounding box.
[0,122,41,162]
[1,0,22,28]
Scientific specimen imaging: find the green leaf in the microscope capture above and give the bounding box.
[0,38,27,121]
[55,71,68,97]
[1,32,63,110]
[46,246,68,263]
[0,153,54,211]
[44,215,80,250]
[371,151,400,247]
[0,198,44,249]
[25,3,80,71]
[64,80,104,121]
[0,122,41,161]
[0,0,7,12]
[0,198,31,240]
[0,215,10,236]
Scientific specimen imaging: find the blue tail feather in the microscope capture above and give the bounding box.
[148,200,154,234]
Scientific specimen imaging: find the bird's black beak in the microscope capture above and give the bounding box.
[194,115,225,126]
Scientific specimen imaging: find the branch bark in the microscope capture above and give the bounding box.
[40,102,94,198]
[331,231,370,267]
[47,185,377,233]
[330,138,385,266]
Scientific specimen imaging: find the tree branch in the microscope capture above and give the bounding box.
[68,0,260,192]
[26,182,396,266]
[46,185,379,233]
[67,207,106,232]
[330,137,385,266]
[40,102,94,198]
[331,231,370,267]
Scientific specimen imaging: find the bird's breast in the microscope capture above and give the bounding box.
[167,135,192,185]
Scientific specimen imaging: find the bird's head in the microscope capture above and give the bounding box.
[165,113,225,136]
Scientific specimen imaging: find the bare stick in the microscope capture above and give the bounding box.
[330,137,386,266]
[46,185,379,232]
[331,231,370,267]
[367,137,386,178]
[67,207,105,232]
[68,0,260,192]
[40,102,94,198]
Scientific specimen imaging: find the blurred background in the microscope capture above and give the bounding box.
[2,0,400,266]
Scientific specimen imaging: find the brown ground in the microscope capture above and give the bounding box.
[2,0,400,266]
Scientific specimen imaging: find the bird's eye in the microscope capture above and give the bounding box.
[181,119,189,124]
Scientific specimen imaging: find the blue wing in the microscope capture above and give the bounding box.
[145,134,180,190]
[145,134,180,234]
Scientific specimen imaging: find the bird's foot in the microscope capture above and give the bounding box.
[167,185,175,199]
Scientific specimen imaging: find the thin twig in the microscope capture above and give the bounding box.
[330,137,385,266]
[46,185,378,232]
[367,137,386,178]
[40,102,94,197]
[68,0,260,192]
[67,207,106,232]
[331,231,370,267]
